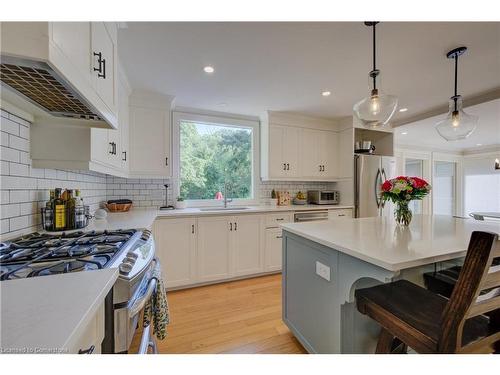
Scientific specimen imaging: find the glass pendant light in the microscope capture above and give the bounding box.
[353,22,398,129]
[435,46,478,141]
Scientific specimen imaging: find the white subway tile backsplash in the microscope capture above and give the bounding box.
[19,124,29,140]
[0,146,20,163]
[9,134,29,152]
[0,117,19,136]
[9,162,29,177]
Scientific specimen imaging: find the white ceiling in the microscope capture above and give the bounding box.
[395,99,500,152]
[118,22,500,121]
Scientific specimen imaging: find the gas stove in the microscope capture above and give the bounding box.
[0,228,158,353]
[0,229,140,281]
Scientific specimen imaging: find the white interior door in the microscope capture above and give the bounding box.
[433,161,457,215]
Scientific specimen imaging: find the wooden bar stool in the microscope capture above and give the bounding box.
[355,231,500,354]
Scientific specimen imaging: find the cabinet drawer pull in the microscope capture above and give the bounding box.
[283,163,286,171]
[78,345,95,354]
[93,52,106,79]
[276,235,283,239]
[286,163,290,170]
[234,222,237,231]
[191,224,195,234]
[276,218,284,221]
[338,214,346,217]
[113,142,117,155]
[165,157,169,166]
[229,222,233,231]
[122,151,127,161]
[109,142,114,154]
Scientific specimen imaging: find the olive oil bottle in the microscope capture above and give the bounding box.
[53,188,66,230]
[66,189,75,229]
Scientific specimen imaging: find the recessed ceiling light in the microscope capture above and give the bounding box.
[399,108,408,112]
[401,132,408,135]
[203,66,215,74]
[321,91,331,97]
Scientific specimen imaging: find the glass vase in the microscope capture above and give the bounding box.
[395,201,412,226]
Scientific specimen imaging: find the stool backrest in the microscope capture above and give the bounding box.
[439,231,500,353]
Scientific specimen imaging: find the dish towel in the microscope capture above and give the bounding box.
[143,262,170,340]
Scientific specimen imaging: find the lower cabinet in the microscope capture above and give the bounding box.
[66,301,105,354]
[265,228,283,272]
[155,214,265,288]
[232,214,264,276]
[197,216,233,283]
[154,218,197,288]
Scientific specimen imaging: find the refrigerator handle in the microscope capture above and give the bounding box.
[375,168,381,209]
[380,168,387,208]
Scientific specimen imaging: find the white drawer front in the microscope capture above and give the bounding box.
[66,302,104,354]
[328,208,353,219]
[265,212,293,228]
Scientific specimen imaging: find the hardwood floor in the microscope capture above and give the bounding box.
[129,274,307,354]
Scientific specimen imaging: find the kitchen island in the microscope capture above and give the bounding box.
[280,214,500,353]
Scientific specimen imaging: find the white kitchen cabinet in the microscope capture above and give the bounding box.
[267,125,300,178]
[66,301,105,354]
[30,64,130,177]
[265,227,283,272]
[320,130,339,179]
[328,208,353,219]
[91,22,117,115]
[50,22,92,87]
[261,111,346,181]
[154,218,197,288]
[232,215,264,276]
[129,91,174,178]
[197,216,233,282]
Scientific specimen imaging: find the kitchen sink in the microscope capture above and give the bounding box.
[199,207,252,211]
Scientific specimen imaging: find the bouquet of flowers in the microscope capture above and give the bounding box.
[381,176,431,226]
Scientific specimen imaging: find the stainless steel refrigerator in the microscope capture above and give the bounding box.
[354,154,397,218]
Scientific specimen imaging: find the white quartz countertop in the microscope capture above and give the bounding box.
[76,204,353,233]
[281,214,500,271]
[0,268,118,353]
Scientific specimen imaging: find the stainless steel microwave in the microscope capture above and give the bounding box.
[307,190,339,205]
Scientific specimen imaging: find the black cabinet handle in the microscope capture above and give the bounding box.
[191,224,195,234]
[109,142,114,154]
[283,163,286,171]
[276,218,284,221]
[93,52,106,79]
[122,151,127,161]
[234,222,237,231]
[276,235,283,239]
[229,222,233,231]
[165,157,168,166]
[286,163,290,171]
[78,345,95,354]
[113,143,117,155]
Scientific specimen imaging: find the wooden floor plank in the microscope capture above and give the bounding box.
[129,274,306,354]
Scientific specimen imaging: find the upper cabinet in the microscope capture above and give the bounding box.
[261,111,351,181]
[0,22,118,129]
[129,91,174,178]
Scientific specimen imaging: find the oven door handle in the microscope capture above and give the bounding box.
[129,277,157,319]
[128,258,159,319]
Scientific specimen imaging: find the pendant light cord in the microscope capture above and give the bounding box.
[372,23,377,90]
[453,54,458,111]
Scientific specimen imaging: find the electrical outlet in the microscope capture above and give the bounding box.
[315,261,330,282]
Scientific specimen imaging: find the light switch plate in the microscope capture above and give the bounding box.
[315,261,330,281]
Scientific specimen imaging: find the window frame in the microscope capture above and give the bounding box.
[172,110,260,207]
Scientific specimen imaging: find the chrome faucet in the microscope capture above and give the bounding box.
[223,181,233,208]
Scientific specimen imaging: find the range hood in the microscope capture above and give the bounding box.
[0,56,103,121]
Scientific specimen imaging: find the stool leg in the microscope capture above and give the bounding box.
[375,328,396,354]
[489,309,500,354]
[391,338,408,354]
